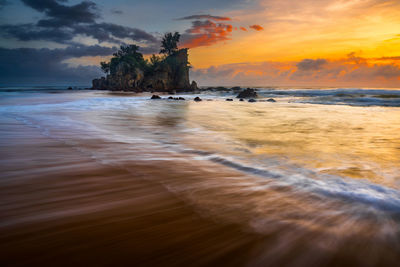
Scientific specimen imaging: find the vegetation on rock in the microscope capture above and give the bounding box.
[93,32,196,92]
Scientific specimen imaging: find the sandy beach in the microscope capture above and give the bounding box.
[1,89,400,266]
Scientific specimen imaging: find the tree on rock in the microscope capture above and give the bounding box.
[108,44,147,75]
[100,62,110,74]
[160,32,181,55]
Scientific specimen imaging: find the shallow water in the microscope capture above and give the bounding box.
[1,87,400,266]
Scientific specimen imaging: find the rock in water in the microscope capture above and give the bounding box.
[178,97,185,100]
[190,81,198,91]
[267,98,276,102]
[239,98,244,101]
[194,97,202,102]
[236,88,258,98]
[92,49,197,92]
[226,99,233,101]
[248,99,257,102]
[151,95,161,99]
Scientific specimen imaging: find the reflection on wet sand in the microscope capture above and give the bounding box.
[0,117,260,266]
[1,115,399,266]
[1,90,400,266]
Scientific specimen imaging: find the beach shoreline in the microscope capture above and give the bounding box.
[1,88,400,266]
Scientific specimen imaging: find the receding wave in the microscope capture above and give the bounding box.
[178,150,400,214]
[258,88,400,107]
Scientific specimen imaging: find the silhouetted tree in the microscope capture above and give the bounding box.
[160,32,180,55]
[100,61,110,74]
[106,44,146,75]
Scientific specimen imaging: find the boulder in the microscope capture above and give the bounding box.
[151,95,161,99]
[239,98,244,101]
[92,77,108,90]
[248,99,257,102]
[226,98,233,101]
[194,96,202,102]
[190,81,198,91]
[267,98,276,102]
[236,88,258,98]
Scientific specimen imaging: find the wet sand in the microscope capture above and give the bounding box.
[1,99,400,266]
[0,117,264,266]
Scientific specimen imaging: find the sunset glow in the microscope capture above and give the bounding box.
[0,0,399,86]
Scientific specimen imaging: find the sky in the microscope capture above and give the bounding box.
[0,0,400,87]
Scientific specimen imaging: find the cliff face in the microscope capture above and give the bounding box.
[92,49,196,92]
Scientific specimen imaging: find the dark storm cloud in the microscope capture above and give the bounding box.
[73,23,158,44]
[296,59,327,71]
[0,23,74,42]
[0,0,9,9]
[21,0,99,25]
[0,45,116,84]
[176,14,231,21]
[0,0,158,48]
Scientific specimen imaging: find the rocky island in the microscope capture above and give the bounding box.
[92,32,198,92]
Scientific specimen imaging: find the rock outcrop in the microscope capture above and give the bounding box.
[236,88,258,98]
[92,49,196,92]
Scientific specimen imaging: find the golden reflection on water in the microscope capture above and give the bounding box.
[185,101,400,188]
[1,91,400,266]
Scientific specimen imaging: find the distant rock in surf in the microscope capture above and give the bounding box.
[267,98,276,102]
[248,99,257,102]
[194,97,202,102]
[237,88,258,98]
[151,95,161,99]
[226,98,233,101]
[231,86,242,92]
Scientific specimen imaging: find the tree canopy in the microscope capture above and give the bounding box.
[160,32,180,55]
[100,44,147,75]
[100,32,183,76]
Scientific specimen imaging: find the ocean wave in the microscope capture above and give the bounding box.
[178,149,400,214]
[258,88,400,107]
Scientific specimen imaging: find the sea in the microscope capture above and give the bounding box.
[1,86,400,266]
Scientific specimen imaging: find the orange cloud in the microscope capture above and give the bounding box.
[191,54,400,87]
[181,20,233,48]
[249,24,264,31]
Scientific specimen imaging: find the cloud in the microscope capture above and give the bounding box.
[111,8,123,15]
[249,24,264,31]
[191,56,400,87]
[178,13,263,48]
[22,0,99,26]
[0,0,158,50]
[0,0,9,9]
[181,20,233,48]
[0,45,117,84]
[296,59,327,71]
[176,14,231,21]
